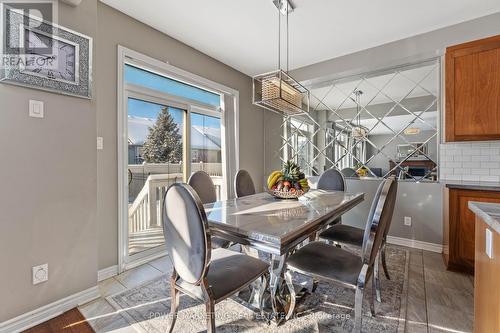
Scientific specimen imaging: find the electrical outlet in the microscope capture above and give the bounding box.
[404,216,412,226]
[32,264,48,285]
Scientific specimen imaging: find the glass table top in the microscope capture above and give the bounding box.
[204,190,364,250]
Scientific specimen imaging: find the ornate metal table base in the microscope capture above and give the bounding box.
[237,246,311,325]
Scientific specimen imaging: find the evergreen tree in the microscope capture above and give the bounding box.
[142,107,182,163]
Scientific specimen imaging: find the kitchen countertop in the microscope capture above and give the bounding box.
[468,201,500,234]
[444,180,500,191]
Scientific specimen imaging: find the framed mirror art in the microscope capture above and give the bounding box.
[0,4,92,98]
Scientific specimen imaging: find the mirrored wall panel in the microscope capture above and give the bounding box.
[279,59,440,181]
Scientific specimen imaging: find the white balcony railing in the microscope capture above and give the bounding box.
[128,163,222,235]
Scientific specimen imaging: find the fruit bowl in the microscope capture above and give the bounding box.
[268,188,305,200]
[267,161,309,200]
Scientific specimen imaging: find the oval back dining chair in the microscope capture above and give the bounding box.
[162,183,269,333]
[188,171,217,204]
[188,171,231,249]
[284,178,397,332]
[317,168,346,191]
[234,169,256,198]
[341,167,359,178]
[319,177,398,301]
[317,168,346,225]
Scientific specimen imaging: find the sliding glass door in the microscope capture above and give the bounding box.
[117,49,236,271]
[126,96,186,257]
[190,112,223,199]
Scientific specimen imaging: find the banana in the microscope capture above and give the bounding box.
[267,170,279,184]
[267,171,278,187]
[299,179,309,191]
[267,170,283,189]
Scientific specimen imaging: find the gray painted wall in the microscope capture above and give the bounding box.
[0,1,98,322]
[96,3,265,270]
[342,179,443,245]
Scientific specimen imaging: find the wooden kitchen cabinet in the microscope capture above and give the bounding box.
[445,188,500,274]
[445,35,500,141]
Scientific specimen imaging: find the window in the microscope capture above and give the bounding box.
[125,64,220,107]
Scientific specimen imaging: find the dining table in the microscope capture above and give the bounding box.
[203,189,365,323]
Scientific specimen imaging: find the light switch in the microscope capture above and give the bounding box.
[29,100,44,118]
[486,228,493,259]
[96,137,104,150]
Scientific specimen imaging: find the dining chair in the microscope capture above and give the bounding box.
[162,183,269,333]
[284,177,397,332]
[234,169,256,198]
[341,167,359,178]
[188,171,231,249]
[319,177,397,274]
[317,168,346,191]
[318,177,398,302]
[317,168,346,225]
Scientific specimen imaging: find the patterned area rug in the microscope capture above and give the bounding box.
[107,246,409,333]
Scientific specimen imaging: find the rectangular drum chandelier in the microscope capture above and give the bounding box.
[253,0,310,115]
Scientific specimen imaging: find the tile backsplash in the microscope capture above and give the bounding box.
[440,142,500,182]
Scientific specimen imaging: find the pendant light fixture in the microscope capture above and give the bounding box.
[252,0,310,115]
[351,90,366,139]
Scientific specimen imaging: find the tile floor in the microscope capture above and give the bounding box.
[79,247,474,333]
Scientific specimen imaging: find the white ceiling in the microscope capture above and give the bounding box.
[100,0,500,76]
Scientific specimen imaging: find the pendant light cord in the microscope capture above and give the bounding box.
[278,5,281,71]
[286,1,289,73]
[277,0,290,72]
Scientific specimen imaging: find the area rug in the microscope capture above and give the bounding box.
[107,246,409,333]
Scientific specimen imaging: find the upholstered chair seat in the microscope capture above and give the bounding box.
[287,241,363,286]
[319,224,364,246]
[176,247,269,302]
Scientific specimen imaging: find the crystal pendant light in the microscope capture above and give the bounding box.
[252,0,310,115]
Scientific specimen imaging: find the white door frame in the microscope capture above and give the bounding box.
[117,46,239,272]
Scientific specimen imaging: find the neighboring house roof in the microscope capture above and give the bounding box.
[128,115,156,145]
[127,116,221,150]
[191,125,221,150]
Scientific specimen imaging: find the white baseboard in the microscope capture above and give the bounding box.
[0,286,99,333]
[387,236,443,253]
[98,265,118,282]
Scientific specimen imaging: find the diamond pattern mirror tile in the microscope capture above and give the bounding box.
[278,59,440,181]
